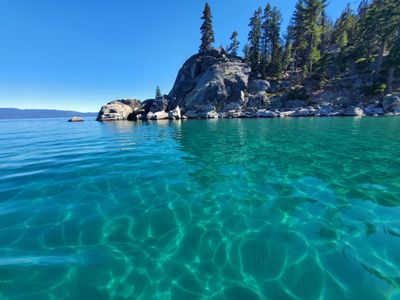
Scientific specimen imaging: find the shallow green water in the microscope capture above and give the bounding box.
[0,117,400,299]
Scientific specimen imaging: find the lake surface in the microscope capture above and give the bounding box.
[0,117,400,299]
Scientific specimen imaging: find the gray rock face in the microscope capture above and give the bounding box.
[150,111,169,120]
[248,80,270,94]
[256,109,277,118]
[247,93,268,108]
[382,94,400,112]
[97,99,141,121]
[292,108,313,117]
[335,96,353,107]
[167,48,251,115]
[149,97,169,113]
[285,100,306,110]
[168,106,182,120]
[364,104,384,116]
[343,106,364,116]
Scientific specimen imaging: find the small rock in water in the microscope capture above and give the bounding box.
[68,117,84,122]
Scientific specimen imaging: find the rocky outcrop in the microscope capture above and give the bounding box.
[382,95,400,112]
[248,80,270,94]
[97,99,141,121]
[167,48,251,116]
[96,50,400,121]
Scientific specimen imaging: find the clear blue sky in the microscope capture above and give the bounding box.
[0,0,357,112]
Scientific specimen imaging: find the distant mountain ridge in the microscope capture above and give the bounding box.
[0,108,97,119]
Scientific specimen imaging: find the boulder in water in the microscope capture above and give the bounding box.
[97,99,141,121]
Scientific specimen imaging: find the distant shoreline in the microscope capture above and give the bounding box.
[0,108,97,120]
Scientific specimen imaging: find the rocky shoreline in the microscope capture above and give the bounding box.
[97,49,400,121]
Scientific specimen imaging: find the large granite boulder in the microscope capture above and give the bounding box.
[382,94,400,112]
[149,97,169,113]
[97,99,141,121]
[248,79,270,94]
[167,48,251,116]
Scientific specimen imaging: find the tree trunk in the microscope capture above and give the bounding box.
[386,66,395,94]
[375,40,385,78]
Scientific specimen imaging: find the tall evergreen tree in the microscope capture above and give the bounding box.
[291,0,308,70]
[282,28,293,71]
[270,7,283,76]
[358,0,400,77]
[242,43,250,63]
[355,0,374,58]
[155,86,162,98]
[228,31,240,56]
[248,7,263,75]
[333,4,356,51]
[386,25,400,94]
[303,0,324,74]
[261,4,273,77]
[199,3,215,53]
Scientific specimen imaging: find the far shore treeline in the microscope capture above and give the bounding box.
[196,0,400,95]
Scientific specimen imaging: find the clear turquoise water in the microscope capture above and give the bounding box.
[0,117,400,300]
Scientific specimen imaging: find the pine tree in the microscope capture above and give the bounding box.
[155,86,162,98]
[242,43,250,63]
[269,7,283,76]
[248,8,263,76]
[282,28,293,71]
[355,0,374,58]
[228,31,240,56]
[261,4,273,78]
[291,0,308,70]
[358,0,400,77]
[303,0,324,74]
[333,4,356,51]
[199,3,215,53]
[386,23,400,93]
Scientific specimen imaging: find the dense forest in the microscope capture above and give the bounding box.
[199,0,400,96]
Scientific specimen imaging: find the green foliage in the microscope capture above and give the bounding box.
[239,0,400,86]
[248,8,263,75]
[362,83,387,95]
[333,4,356,50]
[242,43,250,63]
[269,7,283,76]
[199,3,215,53]
[302,64,309,77]
[155,86,162,98]
[227,31,240,56]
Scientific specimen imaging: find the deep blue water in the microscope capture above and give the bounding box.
[0,117,400,299]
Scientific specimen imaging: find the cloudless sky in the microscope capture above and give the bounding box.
[0,0,358,112]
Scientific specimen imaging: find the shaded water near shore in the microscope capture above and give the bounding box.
[0,117,400,299]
